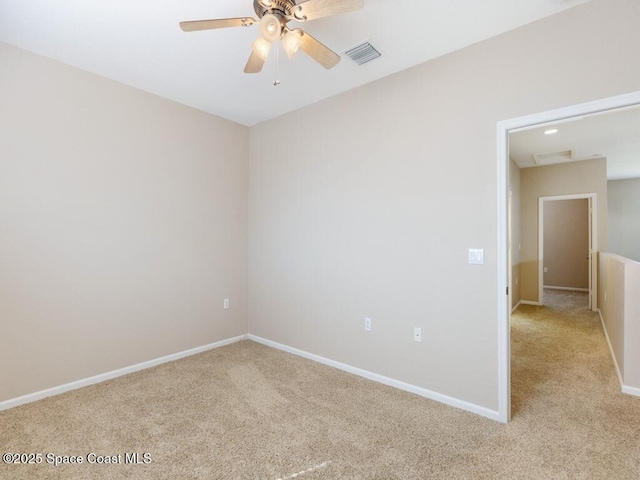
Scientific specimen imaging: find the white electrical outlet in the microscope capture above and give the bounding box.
[544,267,548,273]
[414,327,422,342]
[364,317,372,332]
[224,298,230,309]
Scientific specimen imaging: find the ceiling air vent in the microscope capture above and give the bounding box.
[533,150,573,166]
[345,42,381,65]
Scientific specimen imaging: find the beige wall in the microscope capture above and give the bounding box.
[600,253,640,391]
[543,199,589,289]
[0,43,249,402]
[510,159,522,309]
[608,178,640,262]
[520,159,607,303]
[249,0,640,410]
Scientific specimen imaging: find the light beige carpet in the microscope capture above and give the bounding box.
[1,290,639,479]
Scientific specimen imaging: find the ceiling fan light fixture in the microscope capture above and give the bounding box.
[282,30,302,59]
[252,37,272,60]
[260,14,282,43]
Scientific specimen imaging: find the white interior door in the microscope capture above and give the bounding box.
[588,197,593,310]
[589,196,598,312]
[508,190,513,313]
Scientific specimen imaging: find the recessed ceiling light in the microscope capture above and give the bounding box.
[544,129,559,135]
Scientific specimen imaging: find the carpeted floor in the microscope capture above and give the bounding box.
[1,289,639,479]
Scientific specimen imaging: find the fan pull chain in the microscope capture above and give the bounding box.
[273,42,281,86]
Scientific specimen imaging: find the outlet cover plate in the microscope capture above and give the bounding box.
[364,317,372,332]
[414,327,422,342]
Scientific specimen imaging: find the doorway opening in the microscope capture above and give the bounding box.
[496,90,640,423]
[539,194,597,310]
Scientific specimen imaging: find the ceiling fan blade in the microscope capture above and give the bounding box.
[292,0,363,22]
[297,29,340,69]
[244,40,271,73]
[180,17,256,32]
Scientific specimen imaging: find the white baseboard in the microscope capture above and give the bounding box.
[622,385,640,397]
[598,310,624,388]
[0,334,248,412]
[543,286,589,292]
[511,301,521,313]
[520,300,543,306]
[248,335,501,422]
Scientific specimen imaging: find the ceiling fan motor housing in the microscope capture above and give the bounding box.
[253,0,296,20]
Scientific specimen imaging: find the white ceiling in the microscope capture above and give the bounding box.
[510,105,640,180]
[0,0,590,126]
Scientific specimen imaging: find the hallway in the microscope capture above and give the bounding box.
[512,290,604,415]
[509,289,640,476]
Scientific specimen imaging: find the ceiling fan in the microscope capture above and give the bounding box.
[180,0,364,73]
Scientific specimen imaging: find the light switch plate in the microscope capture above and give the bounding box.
[468,249,484,265]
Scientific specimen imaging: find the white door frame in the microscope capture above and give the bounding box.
[496,90,640,424]
[508,190,513,312]
[538,194,597,310]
